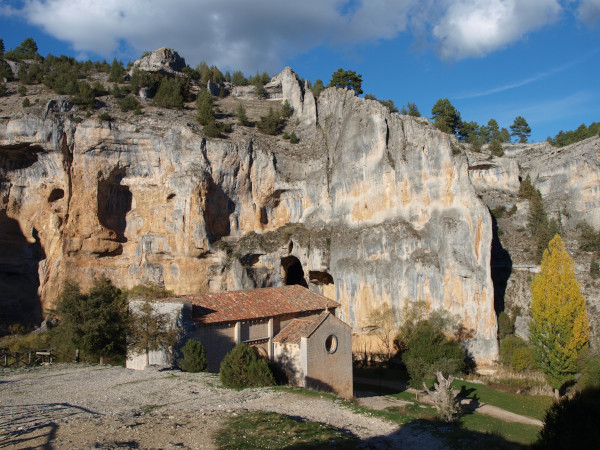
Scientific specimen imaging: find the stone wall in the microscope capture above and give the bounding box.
[302,314,353,399]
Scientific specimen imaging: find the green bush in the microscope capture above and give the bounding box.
[152,77,184,109]
[489,140,504,156]
[257,107,282,135]
[18,85,27,97]
[196,90,215,126]
[497,311,514,340]
[220,343,275,388]
[289,131,299,144]
[579,350,600,389]
[0,60,12,80]
[535,387,600,449]
[281,99,292,118]
[235,103,249,126]
[119,95,140,112]
[98,112,112,121]
[511,346,535,372]
[202,119,221,138]
[179,339,208,372]
[70,82,95,108]
[499,335,528,367]
[22,98,30,108]
[402,320,465,388]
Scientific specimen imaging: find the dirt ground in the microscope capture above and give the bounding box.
[1,364,446,449]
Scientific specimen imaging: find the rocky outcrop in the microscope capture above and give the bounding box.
[467,136,600,347]
[129,48,186,77]
[0,68,498,363]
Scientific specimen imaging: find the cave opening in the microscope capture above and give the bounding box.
[281,255,308,288]
[97,169,132,242]
[48,188,64,202]
[203,176,234,243]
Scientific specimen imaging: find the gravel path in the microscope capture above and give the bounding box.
[1,364,447,449]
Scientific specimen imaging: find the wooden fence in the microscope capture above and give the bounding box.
[0,348,54,367]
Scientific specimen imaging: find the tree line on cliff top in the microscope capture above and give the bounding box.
[2,36,597,148]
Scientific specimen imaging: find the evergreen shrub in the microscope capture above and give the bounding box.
[179,339,208,372]
[219,343,275,388]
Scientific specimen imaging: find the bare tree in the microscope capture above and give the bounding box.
[128,300,179,367]
[366,304,397,363]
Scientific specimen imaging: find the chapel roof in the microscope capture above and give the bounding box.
[160,285,339,324]
[272,311,330,345]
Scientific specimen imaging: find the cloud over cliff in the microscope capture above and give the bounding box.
[2,0,596,70]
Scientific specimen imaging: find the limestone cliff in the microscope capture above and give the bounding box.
[0,68,498,363]
[466,137,600,344]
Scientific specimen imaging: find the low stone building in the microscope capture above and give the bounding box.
[126,285,353,398]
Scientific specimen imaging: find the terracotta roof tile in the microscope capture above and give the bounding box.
[273,312,330,345]
[161,285,339,324]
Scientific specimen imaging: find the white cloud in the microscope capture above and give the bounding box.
[577,0,600,26]
[432,0,562,60]
[0,0,591,71]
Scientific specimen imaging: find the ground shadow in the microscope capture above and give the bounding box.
[0,402,100,449]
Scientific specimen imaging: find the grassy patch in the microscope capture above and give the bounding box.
[215,411,359,449]
[459,412,540,446]
[452,379,552,420]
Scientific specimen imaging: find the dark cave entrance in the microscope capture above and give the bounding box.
[97,169,132,242]
[490,213,512,314]
[281,255,308,288]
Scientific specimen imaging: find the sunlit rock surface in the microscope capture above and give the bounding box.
[0,68,499,363]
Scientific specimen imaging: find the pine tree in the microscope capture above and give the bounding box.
[235,103,249,126]
[108,58,124,83]
[311,79,325,97]
[281,99,293,118]
[400,102,420,117]
[55,277,127,364]
[328,68,363,94]
[431,98,461,135]
[196,90,215,126]
[530,235,590,398]
[510,116,531,143]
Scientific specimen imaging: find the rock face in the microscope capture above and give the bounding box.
[0,68,498,363]
[129,48,186,77]
[466,136,600,346]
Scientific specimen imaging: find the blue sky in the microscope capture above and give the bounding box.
[1,0,599,142]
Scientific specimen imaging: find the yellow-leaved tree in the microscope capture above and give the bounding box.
[529,234,590,399]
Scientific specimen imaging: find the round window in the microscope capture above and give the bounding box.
[325,334,338,354]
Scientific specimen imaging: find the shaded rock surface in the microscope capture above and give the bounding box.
[1,68,497,363]
[466,136,600,346]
